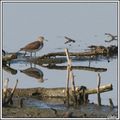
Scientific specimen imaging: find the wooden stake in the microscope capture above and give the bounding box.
[97,73,101,106]
[3,78,9,104]
[3,78,9,96]
[65,48,77,104]
[3,79,18,106]
[66,65,70,106]
[64,48,72,66]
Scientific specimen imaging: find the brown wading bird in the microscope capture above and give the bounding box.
[64,36,76,44]
[19,36,47,57]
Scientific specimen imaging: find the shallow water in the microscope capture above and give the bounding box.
[3,54,117,106]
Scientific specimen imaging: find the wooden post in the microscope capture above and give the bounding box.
[10,79,18,95]
[70,72,76,92]
[3,79,18,106]
[66,65,70,106]
[3,78,9,95]
[65,48,76,91]
[64,48,72,66]
[97,73,101,106]
[65,48,77,104]
[3,78,9,103]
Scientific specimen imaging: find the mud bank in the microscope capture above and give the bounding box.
[2,89,118,118]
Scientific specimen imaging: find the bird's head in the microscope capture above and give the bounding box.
[37,36,48,42]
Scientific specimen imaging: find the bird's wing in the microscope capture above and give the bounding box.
[20,41,41,51]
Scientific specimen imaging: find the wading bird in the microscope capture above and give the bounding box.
[19,36,47,57]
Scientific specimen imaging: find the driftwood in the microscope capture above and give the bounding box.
[33,45,117,61]
[2,53,17,62]
[97,73,101,106]
[11,84,112,98]
[39,51,105,59]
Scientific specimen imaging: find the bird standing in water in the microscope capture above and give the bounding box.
[19,36,46,57]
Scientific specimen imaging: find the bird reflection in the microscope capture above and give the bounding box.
[20,67,45,83]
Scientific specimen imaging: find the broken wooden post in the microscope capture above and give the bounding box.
[97,73,101,106]
[2,79,18,107]
[65,48,75,90]
[66,65,70,106]
[3,78,9,104]
[65,48,77,105]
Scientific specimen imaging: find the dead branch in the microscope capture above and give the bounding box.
[38,45,117,59]
[39,51,103,59]
[3,79,9,103]
[3,79,18,107]
[65,48,77,104]
[2,53,17,62]
[97,73,101,106]
[105,33,118,42]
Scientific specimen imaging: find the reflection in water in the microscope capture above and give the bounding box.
[2,54,117,105]
[20,67,45,83]
[3,65,17,75]
[42,64,107,72]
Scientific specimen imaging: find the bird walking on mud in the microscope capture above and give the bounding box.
[19,36,46,57]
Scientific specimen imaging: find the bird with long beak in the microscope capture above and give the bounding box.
[19,36,47,57]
